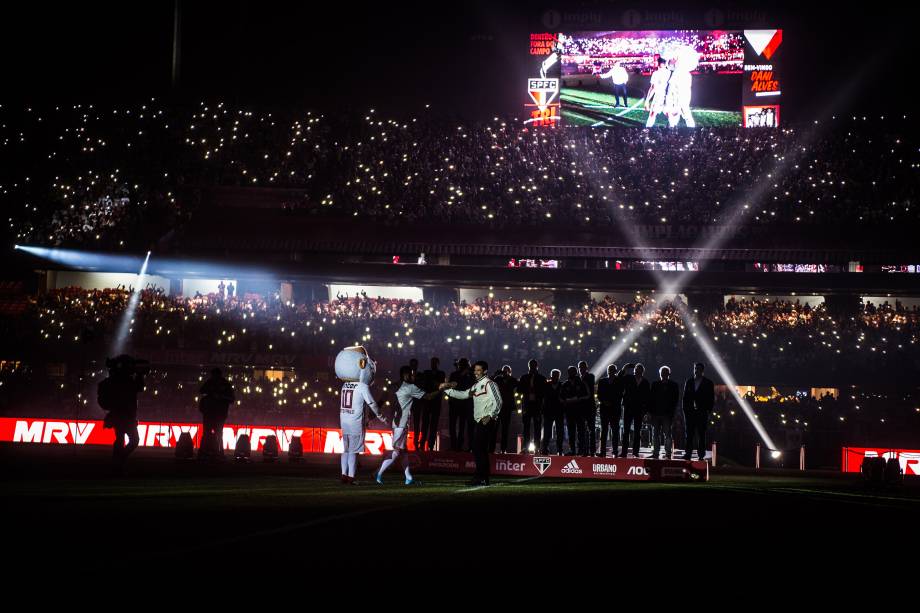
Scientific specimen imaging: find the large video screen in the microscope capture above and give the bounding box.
[526,29,782,128]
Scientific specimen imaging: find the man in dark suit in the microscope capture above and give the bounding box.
[596,364,623,458]
[561,366,589,456]
[620,363,650,458]
[682,362,715,461]
[577,361,597,456]
[448,358,473,451]
[409,358,422,448]
[492,365,517,453]
[516,359,547,454]
[419,357,446,451]
[541,368,565,455]
[649,365,680,459]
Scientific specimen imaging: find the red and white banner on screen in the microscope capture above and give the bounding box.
[841,447,920,475]
[0,417,406,455]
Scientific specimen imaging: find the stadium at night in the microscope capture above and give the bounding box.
[2,1,919,570]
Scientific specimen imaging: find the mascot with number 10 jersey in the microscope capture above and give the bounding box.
[335,346,386,484]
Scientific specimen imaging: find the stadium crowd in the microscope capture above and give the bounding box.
[1,287,919,463]
[560,31,745,74]
[2,101,917,250]
[7,288,920,382]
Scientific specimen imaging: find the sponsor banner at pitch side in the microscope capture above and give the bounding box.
[841,446,920,475]
[413,451,708,481]
[0,417,407,456]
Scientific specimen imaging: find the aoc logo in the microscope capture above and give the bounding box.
[533,456,553,475]
[561,459,583,475]
[626,466,650,476]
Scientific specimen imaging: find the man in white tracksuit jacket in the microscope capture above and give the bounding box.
[442,360,502,485]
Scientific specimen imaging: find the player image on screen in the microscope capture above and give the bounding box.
[557,30,744,128]
[643,56,671,127]
[664,45,699,127]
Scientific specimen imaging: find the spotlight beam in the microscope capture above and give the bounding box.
[112,251,151,356]
[587,49,886,380]
[672,299,779,450]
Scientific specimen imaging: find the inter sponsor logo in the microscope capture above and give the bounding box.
[495,460,526,472]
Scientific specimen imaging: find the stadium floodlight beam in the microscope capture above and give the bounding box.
[12,245,147,272]
[12,245,271,280]
[111,251,152,356]
[576,118,850,452]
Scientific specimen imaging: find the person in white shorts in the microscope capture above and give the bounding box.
[335,346,386,484]
[644,56,672,127]
[665,46,698,128]
[376,365,442,485]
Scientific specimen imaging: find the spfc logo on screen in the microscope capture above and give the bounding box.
[744,30,782,60]
[533,456,553,475]
[527,78,559,111]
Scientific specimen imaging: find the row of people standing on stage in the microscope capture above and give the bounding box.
[477,358,713,460]
[404,356,714,460]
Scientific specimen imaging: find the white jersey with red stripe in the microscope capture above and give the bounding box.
[340,381,380,436]
[445,375,502,422]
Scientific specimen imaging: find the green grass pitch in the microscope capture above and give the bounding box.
[561,88,742,128]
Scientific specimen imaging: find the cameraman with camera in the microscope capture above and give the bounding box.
[198,368,235,459]
[97,354,147,472]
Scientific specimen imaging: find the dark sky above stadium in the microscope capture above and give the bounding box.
[2,1,915,121]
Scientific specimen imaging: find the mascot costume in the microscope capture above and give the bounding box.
[334,346,386,484]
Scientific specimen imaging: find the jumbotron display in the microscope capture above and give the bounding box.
[527,29,783,128]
